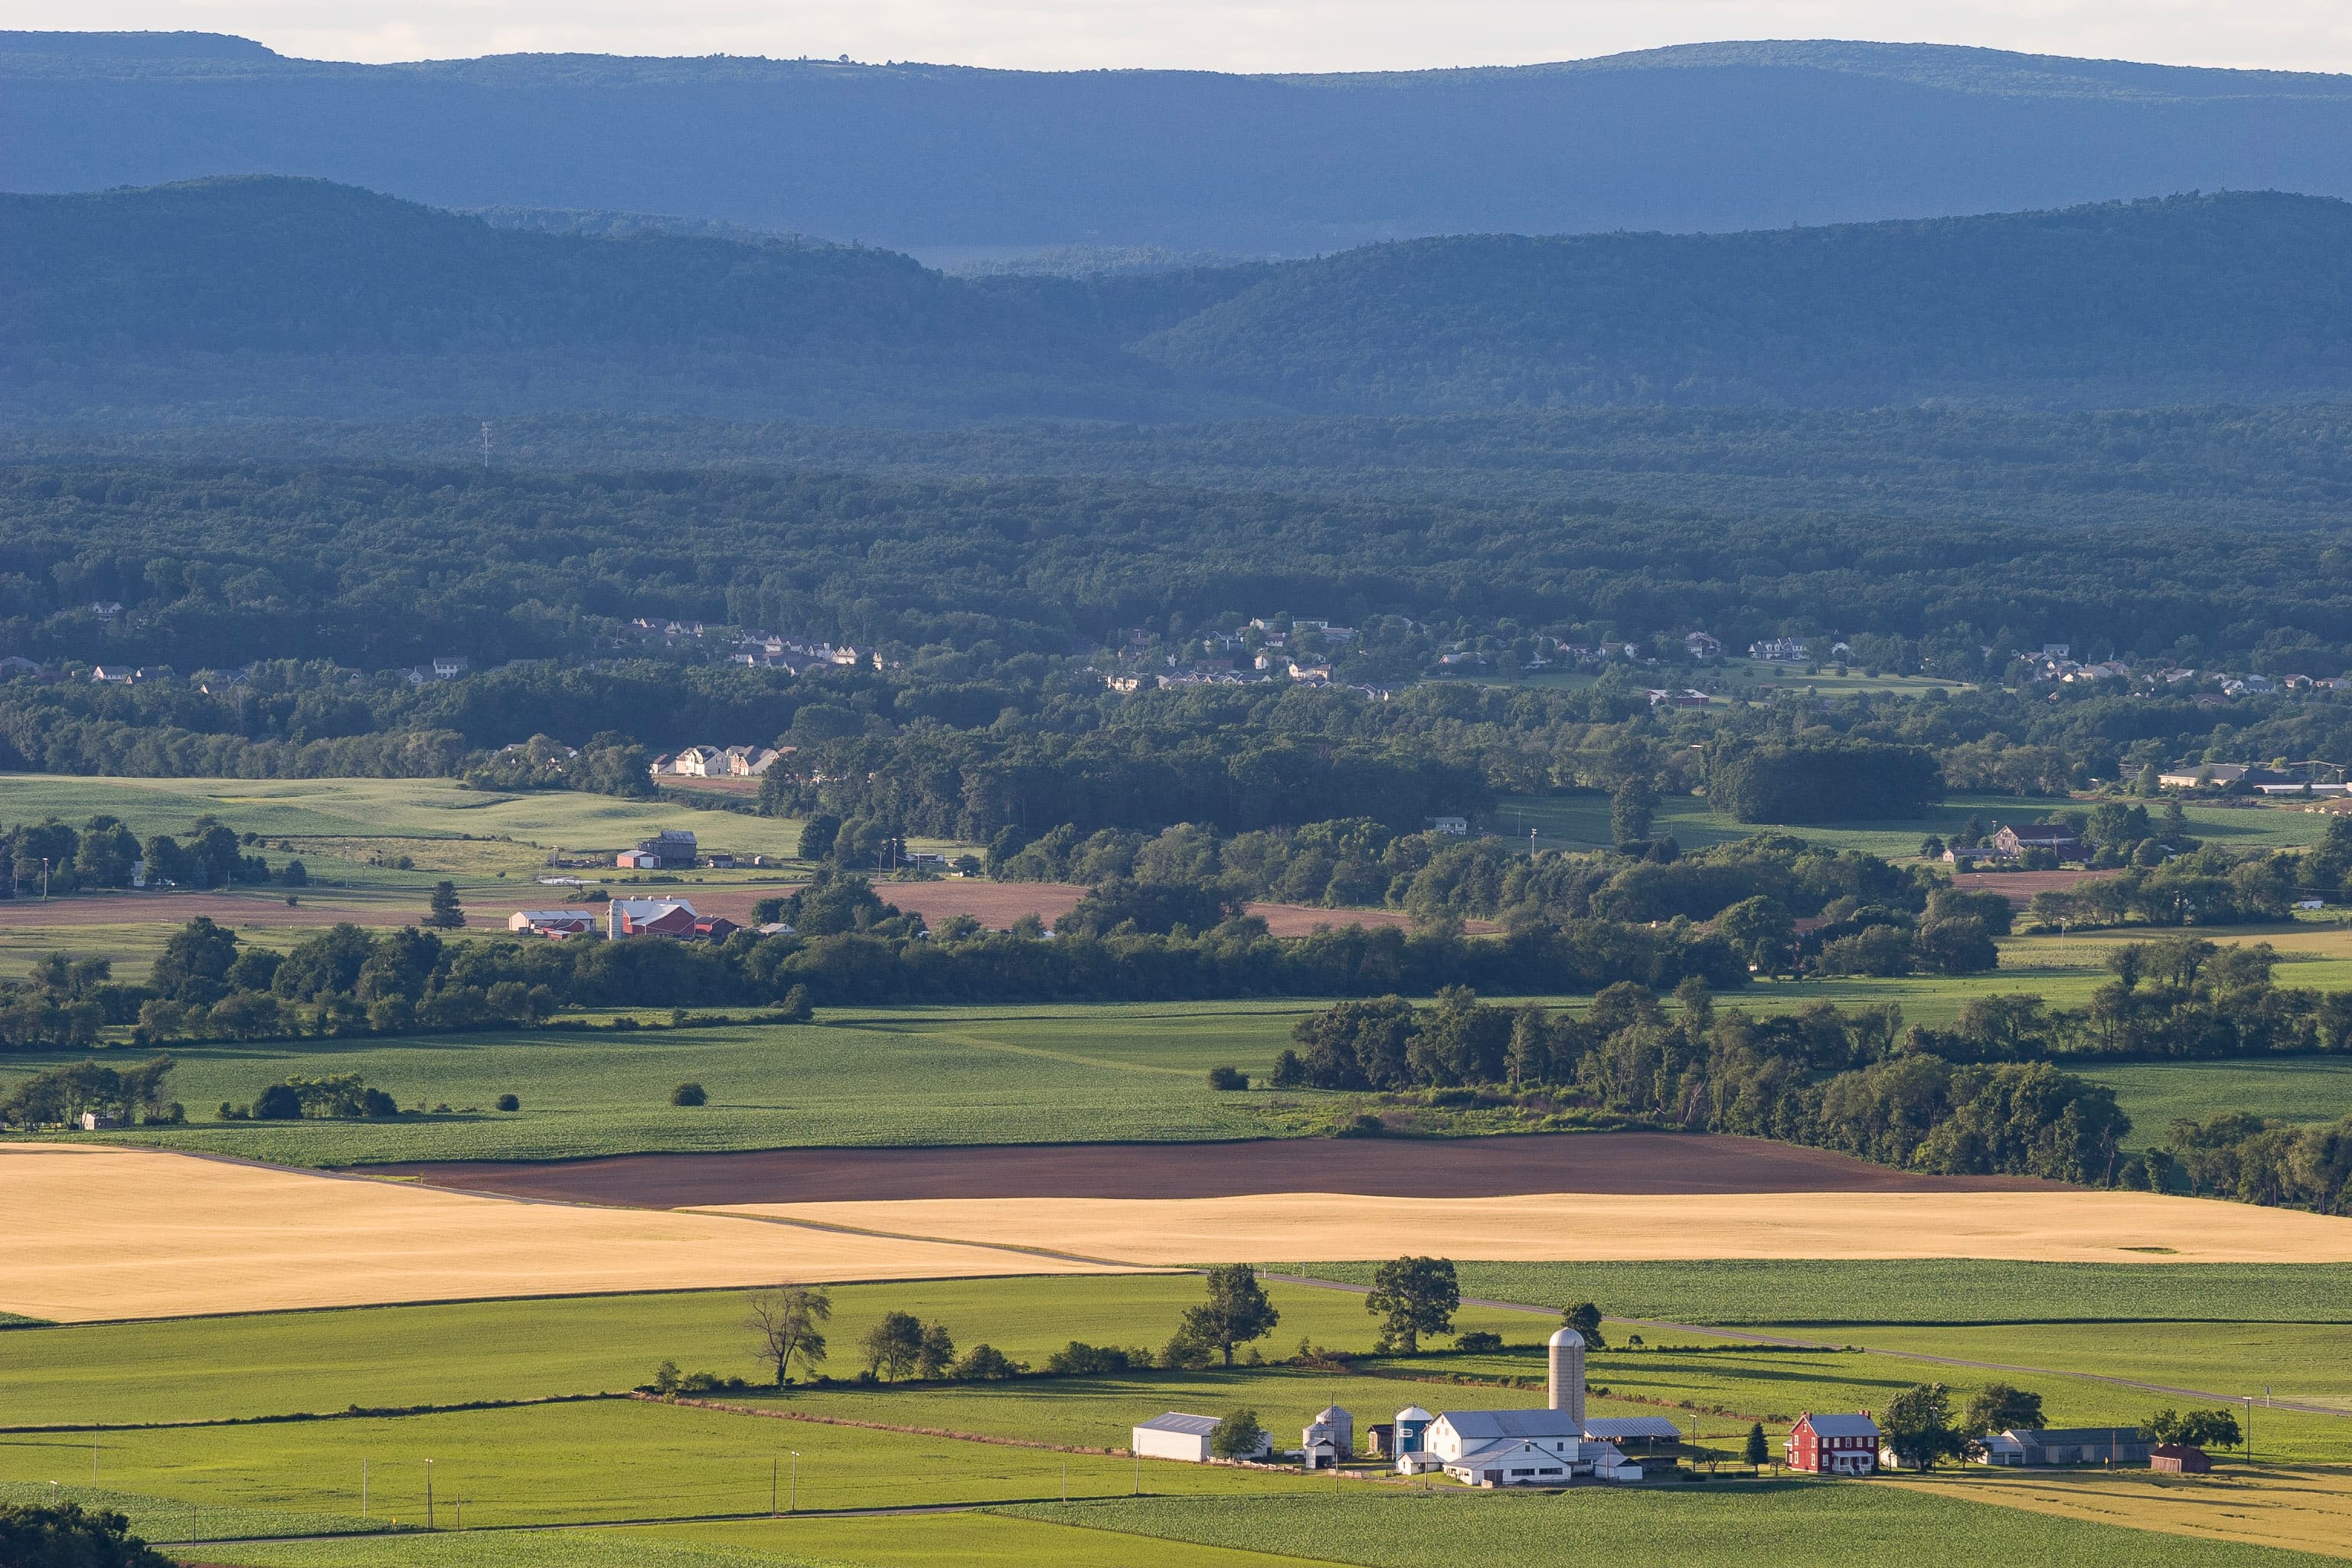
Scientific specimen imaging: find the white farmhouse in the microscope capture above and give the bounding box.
[1397,1328,1645,1486]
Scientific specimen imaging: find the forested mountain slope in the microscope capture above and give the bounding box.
[11,181,2352,425]
[1140,194,2352,410]
[8,31,2352,252]
[0,178,1219,423]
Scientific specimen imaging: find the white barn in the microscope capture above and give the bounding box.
[1397,1328,1644,1486]
[1132,1412,1267,1463]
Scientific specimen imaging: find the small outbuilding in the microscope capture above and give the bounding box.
[2151,1444,2212,1474]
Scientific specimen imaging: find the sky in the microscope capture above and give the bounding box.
[13,0,2352,74]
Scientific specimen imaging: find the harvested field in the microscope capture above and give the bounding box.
[387,1132,2060,1207]
[703,1189,2352,1266]
[1952,867,2131,907]
[1908,1465,2352,1561]
[0,1144,1140,1323]
[678,880,1457,936]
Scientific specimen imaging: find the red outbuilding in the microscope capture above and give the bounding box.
[1785,1412,1880,1475]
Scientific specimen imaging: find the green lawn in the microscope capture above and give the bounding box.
[1003,1487,2345,1568]
[0,1276,1544,1431]
[0,1397,1327,1530]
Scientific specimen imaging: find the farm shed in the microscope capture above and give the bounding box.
[1983,1427,2154,1467]
[2151,1444,2213,1473]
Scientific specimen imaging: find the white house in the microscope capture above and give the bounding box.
[671,745,726,777]
[1132,1412,1266,1463]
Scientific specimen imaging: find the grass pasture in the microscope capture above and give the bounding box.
[1496,790,2333,859]
[0,1276,1540,1431]
[2084,1058,2352,1145]
[2,1004,1305,1167]
[0,1482,393,1544]
[1309,1259,2352,1326]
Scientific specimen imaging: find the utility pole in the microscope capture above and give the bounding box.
[425,1459,434,1530]
[363,1459,368,1517]
[789,1450,799,1513]
[480,422,492,471]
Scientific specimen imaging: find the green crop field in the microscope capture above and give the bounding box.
[2,1002,1317,1165]
[1002,1487,2345,1568]
[0,1396,1327,1530]
[1307,1260,2352,1326]
[198,1511,1333,1568]
[0,1482,394,1544]
[2082,1058,2352,1145]
[0,1276,1545,1431]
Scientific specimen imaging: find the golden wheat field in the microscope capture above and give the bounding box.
[708,1189,2352,1266]
[1907,1465,2352,1560]
[0,1145,1138,1322]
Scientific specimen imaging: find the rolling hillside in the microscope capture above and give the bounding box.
[1138,193,2352,410]
[11,180,2352,423]
[0,178,1216,424]
[8,31,2352,253]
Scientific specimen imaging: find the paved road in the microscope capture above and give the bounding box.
[1262,1272,2352,1420]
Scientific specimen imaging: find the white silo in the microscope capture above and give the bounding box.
[1315,1404,1355,1457]
[1548,1326,1586,1423]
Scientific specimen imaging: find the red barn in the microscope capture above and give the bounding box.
[1786,1412,1880,1475]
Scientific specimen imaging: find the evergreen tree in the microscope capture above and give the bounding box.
[423,880,466,929]
[1743,1421,1769,1468]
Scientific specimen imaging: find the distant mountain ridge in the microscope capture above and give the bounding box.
[9,178,2352,425]
[8,32,2352,251]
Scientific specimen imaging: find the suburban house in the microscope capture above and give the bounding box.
[1132,1412,1265,1463]
[1429,815,1470,835]
[1786,1412,1880,1475]
[507,910,596,938]
[431,655,469,679]
[1749,637,1809,663]
[1989,823,2082,860]
[1684,632,1722,658]
[2158,763,2295,789]
[723,746,783,776]
[1396,1328,1643,1485]
[1975,1427,2155,1467]
[669,745,727,777]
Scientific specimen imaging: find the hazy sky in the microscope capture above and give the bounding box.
[21,1,2352,74]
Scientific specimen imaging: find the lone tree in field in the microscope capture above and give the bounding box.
[1366,1256,1459,1353]
[862,1310,926,1380]
[1883,1382,1965,1470]
[1210,1408,1267,1459]
[1744,1422,1769,1469]
[423,880,465,929]
[746,1284,831,1388]
[1610,776,1657,848]
[1562,1301,1607,1350]
[1964,1382,2043,1436]
[1178,1263,1282,1367]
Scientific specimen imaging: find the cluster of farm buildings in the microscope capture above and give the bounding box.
[1134,1331,2219,1488]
